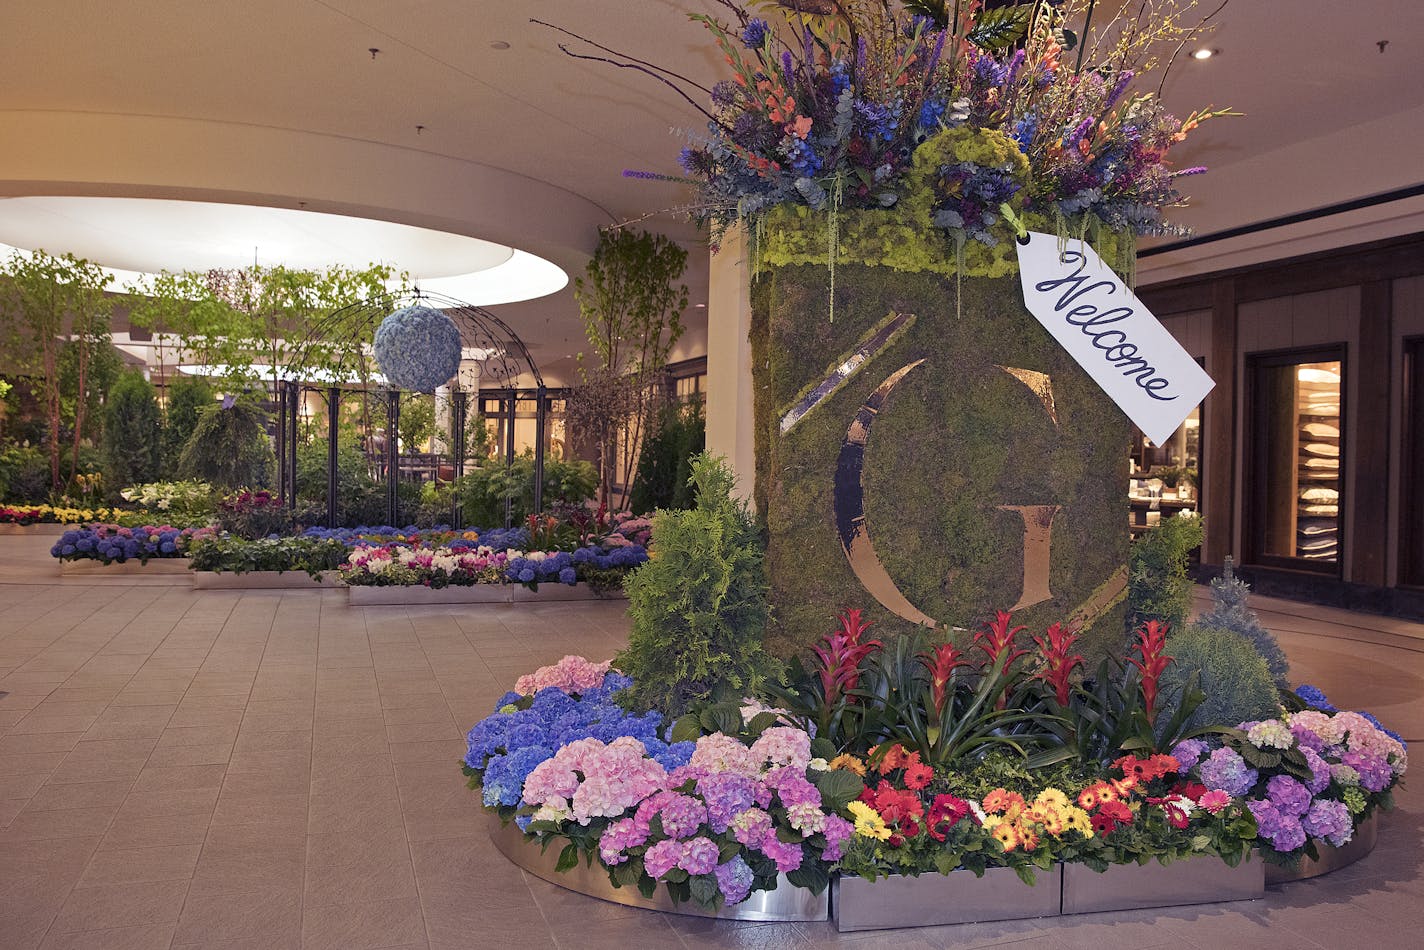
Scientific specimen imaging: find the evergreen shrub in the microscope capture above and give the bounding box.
[1160,624,1281,733]
[1126,515,1204,635]
[615,453,780,718]
[101,371,161,490]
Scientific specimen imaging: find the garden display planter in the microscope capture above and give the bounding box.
[832,865,1063,932]
[752,225,1131,656]
[59,558,190,576]
[1265,812,1379,884]
[347,584,622,606]
[487,816,827,923]
[1061,855,1263,914]
[191,570,343,589]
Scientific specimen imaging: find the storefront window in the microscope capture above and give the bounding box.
[1247,350,1343,571]
[1403,339,1424,587]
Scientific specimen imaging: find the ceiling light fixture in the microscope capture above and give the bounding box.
[1191,48,1218,60]
[490,40,511,50]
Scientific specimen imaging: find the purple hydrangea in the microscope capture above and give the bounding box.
[715,855,755,905]
[1301,747,1332,795]
[1198,747,1259,798]
[1342,750,1392,793]
[680,837,720,876]
[1248,799,1307,853]
[1266,775,1312,817]
[1302,799,1353,847]
[643,839,683,880]
[1170,739,1209,771]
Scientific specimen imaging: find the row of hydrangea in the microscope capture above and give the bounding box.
[1170,689,1407,858]
[341,541,648,589]
[299,524,530,551]
[50,524,217,563]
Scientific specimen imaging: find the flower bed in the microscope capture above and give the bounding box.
[3,503,166,527]
[341,540,648,593]
[49,524,216,564]
[186,535,349,579]
[463,634,1405,928]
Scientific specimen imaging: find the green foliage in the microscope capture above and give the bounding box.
[100,371,162,490]
[118,480,217,523]
[1126,515,1204,635]
[571,227,689,508]
[630,401,705,514]
[161,377,214,478]
[0,445,49,502]
[296,436,373,502]
[398,393,436,452]
[615,453,780,718]
[1,249,113,488]
[456,453,597,528]
[187,535,347,579]
[1159,625,1282,734]
[178,399,274,490]
[1198,557,1290,686]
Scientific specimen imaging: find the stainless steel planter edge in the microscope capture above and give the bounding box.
[487,816,829,922]
[1265,811,1379,883]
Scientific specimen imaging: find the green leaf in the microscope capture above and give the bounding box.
[810,736,838,761]
[745,711,780,738]
[689,873,721,907]
[554,843,579,874]
[612,860,643,889]
[699,703,744,736]
[786,865,831,894]
[669,713,703,744]
[812,768,865,813]
[967,5,1033,51]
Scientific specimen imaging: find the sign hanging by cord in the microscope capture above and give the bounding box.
[1016,231,1214,446]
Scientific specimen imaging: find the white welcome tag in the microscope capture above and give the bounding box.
[1016,232,1214,446]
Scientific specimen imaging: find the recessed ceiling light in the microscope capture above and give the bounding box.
[694,303,706,308]
[1191,48,1219,60]
[490,40,511,50]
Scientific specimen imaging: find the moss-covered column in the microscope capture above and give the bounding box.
[752,212,1131,658]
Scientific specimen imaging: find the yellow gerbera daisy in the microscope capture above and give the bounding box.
[847,800,892,840]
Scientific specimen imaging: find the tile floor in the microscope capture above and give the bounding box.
[1,531,1421,950]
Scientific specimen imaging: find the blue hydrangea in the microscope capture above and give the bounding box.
[740,18,769,48]
[558,567,577,585]
[1295,684,1336,713]
[372,304,463,393]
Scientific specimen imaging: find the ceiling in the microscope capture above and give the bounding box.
[2,1,1422,382]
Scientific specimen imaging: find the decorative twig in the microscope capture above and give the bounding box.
[553,44,727,131]
[530,19,715,94]
[1157,0,1231,95]
[1075,0,1098,73]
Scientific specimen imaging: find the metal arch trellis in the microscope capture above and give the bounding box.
[281,289,550,529]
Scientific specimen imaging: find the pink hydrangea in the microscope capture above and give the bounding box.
[689,732,761,778]
[598,817,647,865]
[729,807,774,847]
[750,726,812,771]
[522,736,666,824]
[515,655,614,696]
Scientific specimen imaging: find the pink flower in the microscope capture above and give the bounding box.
[1198,789,1231,814]
[515,655,614,696]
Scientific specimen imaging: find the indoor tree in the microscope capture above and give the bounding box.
[0,249,113,488]
[567,227,688,509]
[101,370,162,490]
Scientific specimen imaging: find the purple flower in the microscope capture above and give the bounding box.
[715,855,755,904]
[1248,799,1307,853]
[1342,750,1392,793]
[759,837,804,873]
[741,18,769,49]
[1198,747,1259,798]
[680,837,720,876]
[1266,775,1312,817]
[1302,799,1353,847]
[1170,739,1209,771]
[1301,747,1332,795]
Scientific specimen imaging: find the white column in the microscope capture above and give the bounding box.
[434,384,451,454]
[704,226,757,502]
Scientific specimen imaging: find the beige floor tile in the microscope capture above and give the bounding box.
[172,886,302,944]
[0,733,85,755]
[49,879,189,933]
[143,742,233,768]
[114,785,220,821]
[99,812,211,851]
[304,854,420,908]
[0,751,71,774]
[188,839,305,895]
[131,764,227,792]
[301,895,427,950]
[79,844,203,887]
[1,805,117,842]
[26,782,131,813]
[37,922,177,950]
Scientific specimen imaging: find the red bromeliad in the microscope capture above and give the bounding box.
[812,608,882,705]
[973,610,1031,669]
[1032,621,1084,706]
[1127,620,1174,721]
[920,642,970,718]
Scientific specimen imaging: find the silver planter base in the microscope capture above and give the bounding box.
[487,818,828,922]
[192,570,342,589]
[834,865,1062,932]
[1265,812,1379,884]
[59,557,190,575]
[1062,855,1263,914]
[349,584,622,606]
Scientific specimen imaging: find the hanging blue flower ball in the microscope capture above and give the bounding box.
[372,305,463,393]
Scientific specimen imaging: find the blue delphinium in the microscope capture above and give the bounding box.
[740,18,769,49]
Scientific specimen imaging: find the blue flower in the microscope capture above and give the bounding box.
[517,568,535,584]
[741,18,769,49]
[1295,684,1336,713]
[558,567,577,586]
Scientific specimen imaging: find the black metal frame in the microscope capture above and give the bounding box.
[274,289,548,530]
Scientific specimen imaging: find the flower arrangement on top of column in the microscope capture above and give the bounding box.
[622,0,1233,256]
